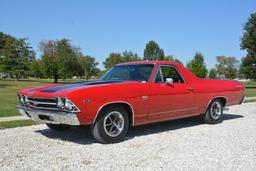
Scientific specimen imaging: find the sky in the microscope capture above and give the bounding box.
[0,0,255,69]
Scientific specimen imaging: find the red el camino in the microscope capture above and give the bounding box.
[17,61,244,143]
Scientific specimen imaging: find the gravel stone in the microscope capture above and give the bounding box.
[0,102,256,171]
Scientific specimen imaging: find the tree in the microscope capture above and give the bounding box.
[240,13,256,80]
[56,39,80,80]
[30,59,44,78]
[215,56,239,79]
[186,52,208,78]
[103,52,122,70]
[79,55,99,80]
[209,68,217,79]
[164,55,174,61]
[122,50,140,62]
[0,32,35,80]
[225,57,239,79]
[143,40,164,60]
[164,55,183,65]
[40,39,81,83]
[103,51,141,70]
[240,52,256,80]
[40,40,59,83]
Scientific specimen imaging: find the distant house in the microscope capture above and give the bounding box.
[0,73,9,78]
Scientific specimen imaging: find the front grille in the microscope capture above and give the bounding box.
[27,97,58,110]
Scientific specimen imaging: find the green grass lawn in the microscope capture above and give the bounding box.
[0,79,256,118]
[245,82,256,88]
[244,98,256,103]
[0,78,88,117]
[0,119,38,129]
[244,82,256,97]
[244,88,256,97]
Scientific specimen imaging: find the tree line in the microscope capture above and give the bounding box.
[0,35,100,83]
[0,12,256,82]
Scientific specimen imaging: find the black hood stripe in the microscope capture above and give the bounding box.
[41,80,123,93]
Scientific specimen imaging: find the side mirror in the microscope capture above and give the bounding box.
[165,78,174,85]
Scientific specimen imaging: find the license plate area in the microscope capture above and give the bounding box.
[38,115,54,121]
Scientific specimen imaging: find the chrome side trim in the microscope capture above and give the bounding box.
[93,101,135,126]
[16,105,80,125]
[204,96,228,114]
[138,107,198,117]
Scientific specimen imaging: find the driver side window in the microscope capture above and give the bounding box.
[155,65,184,83]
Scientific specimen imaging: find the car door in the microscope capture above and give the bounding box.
[148,65,195,121]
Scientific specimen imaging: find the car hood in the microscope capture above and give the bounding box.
[40,80,123,93]
[18,80,125,96]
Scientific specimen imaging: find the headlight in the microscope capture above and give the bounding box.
[57,97,65,109]
[64,99,73,110]
[19,95,25,104]
[56,97,80,112]
[24,96,29,104]
[18,95,30,105]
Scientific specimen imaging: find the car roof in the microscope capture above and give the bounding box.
[115,60,179,66]
[114,60,199,82]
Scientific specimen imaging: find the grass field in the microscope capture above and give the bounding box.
[244,88,256,97]
[0,78,86,117]
[0,120,37,129]
[0,79,256,118]
[244,82,256,97]
[244,82,256,88]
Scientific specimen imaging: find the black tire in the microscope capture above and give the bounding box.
[204,99,223,124]
[90,106,129,144]
[46,123,71,131]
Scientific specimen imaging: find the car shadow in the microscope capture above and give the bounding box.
[126,113,243,140]
[35,113,243,145]
[35,125,97,144]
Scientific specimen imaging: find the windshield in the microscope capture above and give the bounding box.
[101,64,154,82]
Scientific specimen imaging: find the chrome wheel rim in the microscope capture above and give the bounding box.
[211,102,222,119]
[103,111,124,137]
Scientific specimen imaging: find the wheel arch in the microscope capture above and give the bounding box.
[93,101,134,126]
[204,96,227,113]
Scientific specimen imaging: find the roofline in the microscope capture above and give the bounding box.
[115,60,181,66]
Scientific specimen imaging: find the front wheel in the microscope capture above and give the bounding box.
[91,106,129,144]
[204,99,224,124]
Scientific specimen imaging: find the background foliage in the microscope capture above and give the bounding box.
[186,52,208,78]
[240,13,256,80]
[1,13,256,81]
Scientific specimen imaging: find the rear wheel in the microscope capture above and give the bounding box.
[46,123,71,131]
[204,99,223,124]
[91,106,129,144]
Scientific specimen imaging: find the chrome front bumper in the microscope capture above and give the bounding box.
[16,105,80,125]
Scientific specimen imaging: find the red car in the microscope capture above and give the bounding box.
[17,61,244,143]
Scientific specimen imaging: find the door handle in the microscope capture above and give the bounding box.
[187,87,194,91]
[141,96,148,100]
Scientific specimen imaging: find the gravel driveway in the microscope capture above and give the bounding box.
[1,102,256,171]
